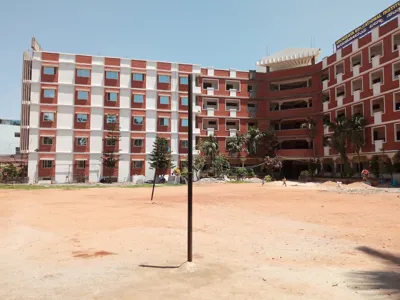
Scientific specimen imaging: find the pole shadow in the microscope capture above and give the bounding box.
[139,263,185,269]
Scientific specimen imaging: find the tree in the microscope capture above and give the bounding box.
[200,135,219,161]
[301,117,317,158]
[226,134,245,157]
[348,114,367,174]
[264,156,283,176]
[328,115,351,178]
[0,163,18,182]
[263,128,279,157]
[149,137,174,201]
[193,155,206,180]
[393,151,400,172]
[212,154,230,178]
[245,127,265,156]
[101,123,121,182]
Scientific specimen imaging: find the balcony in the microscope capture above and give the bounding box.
[337,96,343,106]
[229,109,237,117]
[207,108,215,116]
[193,128,200,135]
[275,128,309,138]
[207,128,215,136]
[322,80,328,90]
[229,89,237,97]
[207,87,214,95]
[229,129,237,137]
[353,64,360,76]
[249,91,257,98]
[353,90,361,101]
[194,105,201,114]
[323,101,329,111]
[372,82,381,96]
[276,149,313,157]
[371,55,381,68]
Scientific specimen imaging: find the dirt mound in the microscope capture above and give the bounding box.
[320,181,338,187]
[345,182,375,189]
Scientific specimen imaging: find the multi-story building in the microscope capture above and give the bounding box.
[0,118,21,155]
[321,14,400,175]
[20,4,400,183]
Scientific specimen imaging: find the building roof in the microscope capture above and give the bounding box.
[257,48,321,71]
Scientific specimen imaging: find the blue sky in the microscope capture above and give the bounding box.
[0,0,396,119]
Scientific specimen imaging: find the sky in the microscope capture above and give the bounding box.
[0,0,396,119]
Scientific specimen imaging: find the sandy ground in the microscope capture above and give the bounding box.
[0,183,399,300]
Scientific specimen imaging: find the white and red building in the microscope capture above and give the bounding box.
[20,4,400,183]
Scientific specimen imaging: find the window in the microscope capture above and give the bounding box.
[106,115,117,124]
[159,118,169,126]
[43,112,55,122]
[181,119,189,127]
[76,160,86,169]
[370,42,383,60]
[106,138,117,146]
[352,103,363,116]
[226,121,239,130]
[371,69,384,85]
[107,92,118,102]
[352,78,363,93]
[159,96,169,104]
[179,76,189,85]
[247,103,257,110]
[321,69,329,81]
[181,97,188,106]
[225,81,240,91]
[133,139,143,147]
[42,137,54,145]
[373,127,386,142]
[371,97,384,114]
[158,75,170,83]
[203,99,218,110]
[15,147,20,155]
[247,85,254,92]
[393,32,400,51]
[77,91,89,100]
[133,94,144,103]
[42,160,53,169]
[335,62,344,76]
[133,161,143,168]
[202,79,218,90]
[226,100,239,111]
[43,89,55,98]
[77,114,88,123]
[336,109,346,119]
[336,85,345,97]
[76,137,88,146]
[395,124,400,141]
[181,140,188,148]
[43,66,56,75]
[106,71,119,80]
[393,61,400,79]
[133,73,144,81]
[351,53,362,68]
[77,69,90,78]
[394,93,400,111]
[133,116,143,125]
[14,132,20,137]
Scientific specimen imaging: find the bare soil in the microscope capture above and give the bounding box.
[0,183,399,299]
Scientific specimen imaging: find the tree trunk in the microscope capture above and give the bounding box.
[151,169,157,201]
[357,151,361,178]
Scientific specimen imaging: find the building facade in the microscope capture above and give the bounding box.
[0,119,21,155]
[20,13,400,183]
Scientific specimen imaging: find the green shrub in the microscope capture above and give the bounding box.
[264,175,272,182]
[299,170,310,182]
[236,167,247,179]
[247,168,255,177]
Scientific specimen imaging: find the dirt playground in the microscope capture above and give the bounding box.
[0,183,399,299]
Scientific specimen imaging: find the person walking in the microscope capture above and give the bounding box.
[282,177,287,187]
[262,177,265,185]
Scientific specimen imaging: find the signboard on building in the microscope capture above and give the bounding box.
[335,1,400,50]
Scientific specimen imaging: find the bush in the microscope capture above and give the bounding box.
[246,168,255,177]
[236,167,247,180]
[299,170,310,182]
[173,168,181,176]
[264,175,272,182]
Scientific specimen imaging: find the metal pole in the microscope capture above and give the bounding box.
[187,74,193,262]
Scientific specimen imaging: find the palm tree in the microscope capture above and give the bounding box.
[200,135,219,161]
[328,115,350,177]
[301,117,317,158]
[263,128,279,157]
[226,134,245,158]
[245,127,265,156]
[348,114,367,174]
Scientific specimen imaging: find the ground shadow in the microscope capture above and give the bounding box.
[139,263,184,269]
[349,246,400,297]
